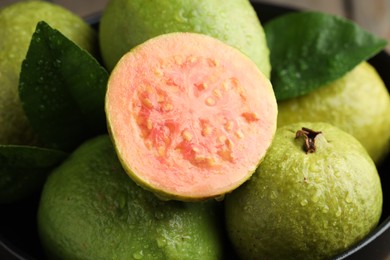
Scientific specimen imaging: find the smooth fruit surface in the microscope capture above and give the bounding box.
[225,122,383,260]
[105,32,277,201]
[99,0,270,77]
[38,135,224,260]
[0,1,97,145]
[277,62,390,163]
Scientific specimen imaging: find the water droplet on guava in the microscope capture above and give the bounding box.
[214,194,225,201]
[300,199,308,206]
[156,237,167,248]
[117,193,126,209]
[269,190,278,200]
[335,206,342,217]
[133,250,144,259]
[345,192,352,203]
[311,189,321,203]
[174,9,188,23]
[154,211,164,220]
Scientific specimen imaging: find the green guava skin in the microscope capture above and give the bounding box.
[99,0,270,77]
[225,122,383,260]
[277,62,390,164]
[0,1,97,145]
[38,135,224,260]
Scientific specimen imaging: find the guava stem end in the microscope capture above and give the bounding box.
[295,127,322,153]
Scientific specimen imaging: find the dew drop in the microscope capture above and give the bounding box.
[194,24,201,32]
[300,199,308,206]
[133,250,144,259]
[156,237,167,248]
[154,211,164,220]
[214,194,225,201]
[269,190,278,200]
[334,171,341,178]
[309,163,319,172]
[311,190,321,203]
[174,9,188,23]
[117,193,126,209]
[335,206,342,217]
[244,205,253,212]
[345,192,352,203]
[322,220,329,229]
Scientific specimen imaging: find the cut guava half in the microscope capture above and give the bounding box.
[105,32,277,201]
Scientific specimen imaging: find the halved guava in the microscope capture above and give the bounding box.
[105,32,277,201]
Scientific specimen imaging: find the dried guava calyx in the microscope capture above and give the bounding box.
[105,32,277,201]
[295,127,322,153]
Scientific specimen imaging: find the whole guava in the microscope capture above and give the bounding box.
[225,122,383,260]
[38,135,225,259]
[277,62,390,164]
[98,0,270,77]
[0,1,97,145]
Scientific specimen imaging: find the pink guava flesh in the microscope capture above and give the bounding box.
[105,32,277,200]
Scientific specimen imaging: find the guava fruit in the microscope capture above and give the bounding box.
[105,32,277,201]
[37,135,224,260]
[277,62,390,164]
[0,1,97,145]
[225,122,383,260]
[99,0,270,77]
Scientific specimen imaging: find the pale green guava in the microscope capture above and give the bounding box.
[38,135,224,259]
[0,1,97,145]
[277,62,390,164]
[225,122,383,260]
[98,0,271,77]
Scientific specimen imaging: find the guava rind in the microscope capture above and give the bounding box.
[99,0,270,77]
[0,1,97,145]
[277,62,390,164]
[225,122,383,260]
[38,135,224,260]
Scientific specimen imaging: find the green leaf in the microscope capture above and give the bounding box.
[19,21,108,151]
[264,12,388,101]
[0,145,67,204]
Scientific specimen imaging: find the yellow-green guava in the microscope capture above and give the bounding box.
[277,62,390,164]
[98,0,270,77]
[225,122,383,260]
[38,135,224,259]
[0,1,97,145]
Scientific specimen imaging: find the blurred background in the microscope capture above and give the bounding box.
[1,0,389,52]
